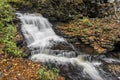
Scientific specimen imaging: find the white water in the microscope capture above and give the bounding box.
[17,13,65,51]
[17,13,110,80]
[31,54,103,80]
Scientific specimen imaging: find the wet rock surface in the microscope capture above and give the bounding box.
[102,63,120,79]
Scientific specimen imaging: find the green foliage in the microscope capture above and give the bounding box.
[1,26,23,57]
[0,0,23,57]
[0,0,14,27]
[3,40,23,57]
[0,0,15,36]
[38,68,59,80]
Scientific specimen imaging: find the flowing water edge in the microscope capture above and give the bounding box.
[16,13,120,80]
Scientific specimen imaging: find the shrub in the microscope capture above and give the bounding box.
[1,26,23,57]
[0,0,23,57]
[0,0,14,27]
[38,67,59,80]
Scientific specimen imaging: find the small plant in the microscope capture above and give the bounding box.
[82,17,92,27]
[67,26,73,32]
[82,28,88,34]
[38,67,59,80]
[95,25,99,29]
[102,26,111,32]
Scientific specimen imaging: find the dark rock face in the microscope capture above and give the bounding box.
[9,0,114,21]
[41,0,116,21]
[83,0,113,18]
[39,0,84,21]
[39,0,113,21]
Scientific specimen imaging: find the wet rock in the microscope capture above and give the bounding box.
[102,63,120,79]
[52,42,74,51]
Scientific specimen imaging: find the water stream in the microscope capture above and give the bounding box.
[16,13,118,80]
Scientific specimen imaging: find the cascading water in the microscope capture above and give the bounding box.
[17,13,117,80]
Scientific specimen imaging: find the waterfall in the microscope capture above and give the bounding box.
[16,13,65,51]
[17,13,115,80]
